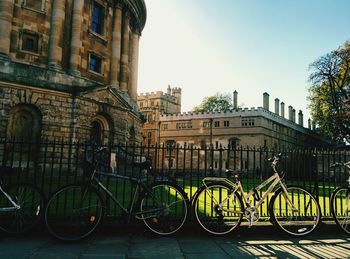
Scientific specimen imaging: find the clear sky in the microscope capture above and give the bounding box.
[138,0,350,124]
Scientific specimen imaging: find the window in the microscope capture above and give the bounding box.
[22,0,45,11]
[139,102,143,108]
[241,118,255,127]
[203,121,210,128]
[229,137,239,149]
[90,121,104,145]
[162,124,168,130]
[147,132,152,145]
[214,121,220,127]
[91,2,104,35]
[224,121,230,127]
[22,32,39,53]
[89,53,102,74]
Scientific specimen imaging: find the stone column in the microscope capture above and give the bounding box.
[119,12,130,91]
[69,0,84,75]
[0,0,14,58]
[48,0,65,69]
[129,31,140,100]
[109,5,122,87]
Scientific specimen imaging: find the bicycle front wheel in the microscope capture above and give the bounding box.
[331,186,350,234]
[270,186,320,236]
[139,182,188,235]
[0,183,45,234]
[45,184,105,241]
[193,183,243,235]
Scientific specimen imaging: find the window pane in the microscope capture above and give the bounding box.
[89,54,102,73]
[22,33,39,53]
[92,2,103,34]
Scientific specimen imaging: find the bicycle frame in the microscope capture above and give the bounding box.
[204,172,293,211]
[0,184,20,212]
[87,168,165,221]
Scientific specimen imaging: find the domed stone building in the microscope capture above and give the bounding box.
[0,0,146,145]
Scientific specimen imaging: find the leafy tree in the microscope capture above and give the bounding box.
[308,41,350,143]
[192,93,234,112]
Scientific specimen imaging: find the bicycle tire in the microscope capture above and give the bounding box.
[139,181,189,235]
[45,184,105,241]
[270,185,320,236]
[331,186,350,234]
[0,183,45,234]
[193,183,243,235]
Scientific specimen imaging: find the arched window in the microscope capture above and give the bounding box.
[90,120,104,145]
[7,104,42,142]
[6,104,42,163]
[90,113,113,145]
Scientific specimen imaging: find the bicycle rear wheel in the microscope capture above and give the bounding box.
[139,182,188,235]
[331,186,350,234]
[45,184,105,241]
[270,186,320,236]
[0,183,45,234]
[193,183,243,235]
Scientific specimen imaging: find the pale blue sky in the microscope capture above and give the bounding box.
[138,0,350,123]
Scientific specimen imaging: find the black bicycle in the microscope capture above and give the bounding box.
[330,160,350,234]
[44,146,189,241]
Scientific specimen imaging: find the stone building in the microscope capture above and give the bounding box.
[0,0,146,146]
[138,90,330,170]
[137,85,181,145]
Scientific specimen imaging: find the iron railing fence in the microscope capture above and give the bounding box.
[0,138,349,219]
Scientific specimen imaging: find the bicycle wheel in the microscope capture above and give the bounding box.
[193,183,243,235]
[0,183,45,234]
[45,184,105,241]
[331,186,350,234]
[270,185,320,236]
[139,182,188,235]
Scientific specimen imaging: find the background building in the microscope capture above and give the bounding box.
[138,90,331,170]
[137,85,181,145]
[0,0,146,146]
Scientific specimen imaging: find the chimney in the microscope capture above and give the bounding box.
[274,98,280,115]
[263,92,269,110]
[280,102,285,118]
[292,109,296,123]
[308,118,311,129]
[288,106,293,121]
[298,110,303,126]
[233,90,238,109]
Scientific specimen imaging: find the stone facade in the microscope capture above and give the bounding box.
[138,90,329,149]
[0,0,147,145]
[138,90,330,171]
[137,85,181,145]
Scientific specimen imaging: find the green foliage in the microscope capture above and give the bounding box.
[192,93,233,112]
[308,41,350,144]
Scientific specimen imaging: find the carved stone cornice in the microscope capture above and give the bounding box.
[119,0,146,33]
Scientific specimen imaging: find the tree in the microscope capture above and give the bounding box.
[308,41,350,144]
[192,93,234,112]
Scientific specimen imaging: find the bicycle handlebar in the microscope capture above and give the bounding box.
[330,161,350,168]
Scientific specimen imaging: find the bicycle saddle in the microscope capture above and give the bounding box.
[225,169,242,178]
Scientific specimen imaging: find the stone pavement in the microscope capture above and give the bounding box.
[0,223,349,259]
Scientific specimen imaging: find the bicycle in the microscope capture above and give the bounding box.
[330,160,350,234]
[192,154,321,236]
[0,166,45,234]
[44,146,189,241]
